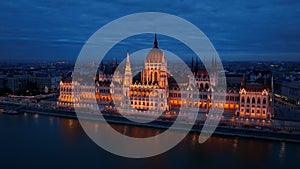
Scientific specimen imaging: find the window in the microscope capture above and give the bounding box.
[241,97,245,103]
[252,97,255,104]
[257,98,261,104]
[247,97,250,103]
[263,98,267,104]
[205,83,209,90]
[200,84,204,89]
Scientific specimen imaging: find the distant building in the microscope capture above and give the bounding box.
[51,76,62,92]
[6,75,29,92]
[33,73,52,92]
[275,80,300,105]
[0,73,60,94]
[0,75,5,89]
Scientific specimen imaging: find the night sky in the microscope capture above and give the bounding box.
[0,0,299,62]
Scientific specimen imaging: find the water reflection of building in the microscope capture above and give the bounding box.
[57,34,273,121]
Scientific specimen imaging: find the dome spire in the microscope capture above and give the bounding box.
[153,33,158,48]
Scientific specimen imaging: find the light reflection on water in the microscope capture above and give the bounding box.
[233,137,238,150]
[49,116,54,126]
[279,142,286,159]
[68,119,73,128]
[0,113,299,169]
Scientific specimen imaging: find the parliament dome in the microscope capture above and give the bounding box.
[145,34,166,63]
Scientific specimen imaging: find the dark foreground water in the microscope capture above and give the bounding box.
[1,113,299,169]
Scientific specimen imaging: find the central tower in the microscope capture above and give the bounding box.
[142,34,168,88]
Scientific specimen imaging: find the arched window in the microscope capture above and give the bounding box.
[257,98,261,104]
[200,83,204,90]
[241,97,245,103]
[205,83,209,90]
[252,97,255,104]
[263,98,267,104]
[247,97,250,103]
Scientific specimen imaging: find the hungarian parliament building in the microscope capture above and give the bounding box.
[57,34,273,122]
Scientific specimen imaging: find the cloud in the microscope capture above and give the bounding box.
[0,0,299,61]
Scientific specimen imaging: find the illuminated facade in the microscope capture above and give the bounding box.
[238,75,272,119]
[125,34,169,111]
[57,34,273,120]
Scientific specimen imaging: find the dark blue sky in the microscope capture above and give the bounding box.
[0,0,299,62]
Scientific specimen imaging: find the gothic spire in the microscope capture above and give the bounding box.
[263,75,267,85]
[191,57,194,72]
[241,74,246,87]
[61,72,65,80]
[125,51,131,72]
[124,51,132,86]
[195,56,199,73]
[153,33,158,48]
[115,58,118,67]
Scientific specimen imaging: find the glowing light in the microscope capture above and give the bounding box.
[68,119,73,127]
[34,114,39,119]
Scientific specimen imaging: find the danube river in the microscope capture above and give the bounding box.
[0,113,299,169]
